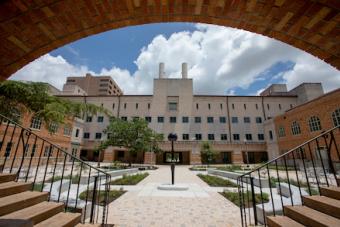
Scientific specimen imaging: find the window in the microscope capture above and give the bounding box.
[256,117,262,123]
[196,103,199,109]
[63,126,72,136]
[195,117,201,123]
[44,146,51,156]
[219,117,226,123]
[207,117,214,123]
[255,104,258,109]
[309,116,322,132]
[208,134,215,140]
[244,104,246,110]
[24,144,30,156]
[245,134,252,141]
[182,134,189,140]
[279,104,282,110]
[244,117,250,123]
[195,134,202,140]
[291,121,301,135]
[148,103,151,109]
[124,103,127,109]
[75,129,79,138]
[332,108,340,127]
[258,134,265,141]
[5,142,12,157]
[117,150,125,158]
[145,116,152,123]
[170,117,176,123]
[112,103,115,109]
[168,102,177,111]
[31,144,37,157]
[232,117,238,123]
[97,116,104,122]
[136,103,138,109]
[220,103,223,110]
[83,132,90,139]
[233,134,240,141]
[86,116,92,122]
[95,133,102,139]
[232,104,235,109]
[208,103,211,109]
[158,116,164,123]
[269,130,273,140]
[221,134,228,140]
[278,126,286,137]
[182,116,189,123]
[267,104,270,110]
[121,116,127,121]
[30,116,42,129]
[49,122,59,134]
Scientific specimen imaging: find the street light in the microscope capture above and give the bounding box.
[168,133,177,185]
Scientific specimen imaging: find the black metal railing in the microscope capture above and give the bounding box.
[0,113,111,225]
[237,126,340,226]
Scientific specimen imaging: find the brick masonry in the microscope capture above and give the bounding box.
[0,0,339,81]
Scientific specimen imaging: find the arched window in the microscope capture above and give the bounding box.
[308,116,321,132]
[291,121,301,135]
[332,108,340,127]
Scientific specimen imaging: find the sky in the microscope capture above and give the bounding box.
[9,23,340,95]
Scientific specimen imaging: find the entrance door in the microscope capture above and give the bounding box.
[221,152,232,164]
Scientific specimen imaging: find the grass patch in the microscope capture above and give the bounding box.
[33,183,44,191]
[217,165,243,172]
[304,187,319,195]
[220,190,269,208]
[267,164,296,171]
[189,166,207,171]
[79,189,125,205]
[197,174,237,187]
[109,173,149,185]
[46,174,81,184]
[270,177,308,188]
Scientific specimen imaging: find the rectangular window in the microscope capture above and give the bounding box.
[269,130,273,140]
[195,117,201,123]
[63,126,72,136]
[148,103,151,109]
[124,103,127,109]
[255,103,258,109]
[256,117,262,123]
[196,103,199,109]
[208,103,211,109]
[49,122,59,134]
[95,133,102,139]
[220,103,223,110]
[232,103,235,109]
[244,117,250,123]
[75,129,79,138]
[24,144,30,157]
[145,116,152,123]
[221,134,228,140]
[30,117,42,129]
[233,134,240,141]
[219,117,226,123]
[258,134,265,141]
[97,116,104,122]
[83,132,90,139]
[31,144,37,157]
[195,134,202,140]
[86,116,92,122]
[267,104,270,110]
[244,104,246,110]
[168,102,177,111]
[278,126,286,137]
[245,134,252,141]
[121,116,127,121]
[170,117,176,123]
[207,117,214,123]
[158,116,164,123]
[208,134,215,140]
[112,103,115,109]
[182,134,189,140]
[182,116,189,123]
[279,104,282,110]
[117,150,125,158]
[232,117,238,123]
[136,103,138,109]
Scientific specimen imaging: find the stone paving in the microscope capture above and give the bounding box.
[107,165,241,227]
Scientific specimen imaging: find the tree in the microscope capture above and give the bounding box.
[200,142,217,166]
[99,117,163,166]
[0,80,108,129]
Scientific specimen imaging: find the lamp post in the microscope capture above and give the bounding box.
[168,133,177,185]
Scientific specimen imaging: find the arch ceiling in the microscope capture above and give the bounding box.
[0,0,339,81]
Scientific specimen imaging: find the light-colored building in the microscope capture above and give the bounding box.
[58,63,326,165]
[64,73,123,96]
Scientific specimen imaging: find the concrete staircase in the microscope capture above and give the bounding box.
[0,173,101,227]
[267,186,340,227]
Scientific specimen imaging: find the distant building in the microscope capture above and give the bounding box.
[57,63,328,165]
[64,73,123,96]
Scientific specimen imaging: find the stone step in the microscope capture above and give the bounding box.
[320,186,340,200]
[284,205,340,227]
[0,173,16,183]
[34,212,81,227]
[302,195,340,219]
[75,224,102,227]
[0,191,48,216]
[0,201,64,225]
[0,181,32,197]
[267,215,305,227]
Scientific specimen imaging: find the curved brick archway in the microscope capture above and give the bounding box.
[0,0,339,80]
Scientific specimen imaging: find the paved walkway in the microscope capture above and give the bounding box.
[107,165,241,227]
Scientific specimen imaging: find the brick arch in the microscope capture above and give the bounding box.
[0,0,339,81]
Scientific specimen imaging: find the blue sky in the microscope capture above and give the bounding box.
[11,23,340,95]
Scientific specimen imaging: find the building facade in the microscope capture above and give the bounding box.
[57,63,329,165]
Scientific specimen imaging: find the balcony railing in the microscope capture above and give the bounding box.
[0,113,111,225]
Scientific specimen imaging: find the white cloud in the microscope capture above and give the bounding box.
[9,24,340,95]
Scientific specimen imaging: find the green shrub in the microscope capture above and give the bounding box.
[220,190,269,207]
[217,165,242,172]
[79,189,125,205]
[46,174,81,184]
[197,174,237,187]
[109,173,149,185]
[270,177,308,188]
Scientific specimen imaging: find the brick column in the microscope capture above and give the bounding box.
[102,147,114,163]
